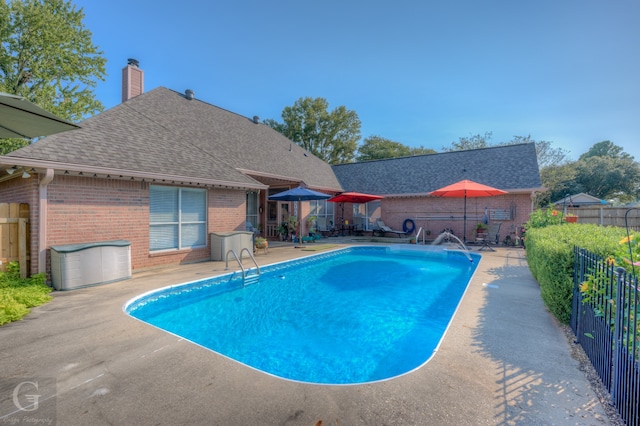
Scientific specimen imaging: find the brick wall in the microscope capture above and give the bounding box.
[381,193,533,242]
[45,177,247,272]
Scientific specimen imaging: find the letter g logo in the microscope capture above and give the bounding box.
[12,381,40,412]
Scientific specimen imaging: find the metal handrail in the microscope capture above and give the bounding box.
[225,249,245,277]
[416,227,423,244]
[225,248,260,285]
[240,247,260,276]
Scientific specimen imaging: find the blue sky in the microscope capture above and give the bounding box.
[75,0,639,162]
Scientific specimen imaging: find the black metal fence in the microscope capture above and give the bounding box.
[572,247,640,425]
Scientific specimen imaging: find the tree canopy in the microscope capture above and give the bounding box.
[443,131,493,152]
[538,141,640,205]
[263,97,361,165]
[443,132,570,169]
[356,135,436,161]
[0,0,106,154]
[578,140,634,161]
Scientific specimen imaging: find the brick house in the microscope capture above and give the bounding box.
[0,62,543,279]
[332,143,543,243]
[0,62,342,277]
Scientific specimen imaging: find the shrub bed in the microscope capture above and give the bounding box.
[0,262,51,326]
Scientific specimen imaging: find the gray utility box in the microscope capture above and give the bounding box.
[210,231,253,261]
[50,240,131,290]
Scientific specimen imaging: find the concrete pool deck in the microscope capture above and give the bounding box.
[1,243,612,425]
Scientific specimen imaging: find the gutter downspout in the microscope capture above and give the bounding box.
[39,169,54,274]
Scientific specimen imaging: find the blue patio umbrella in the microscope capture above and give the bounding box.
[268,186,331,245]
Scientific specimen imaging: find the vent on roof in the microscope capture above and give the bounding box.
[127,58,139,67]
[185,89,195,100]
[253,116,260,124]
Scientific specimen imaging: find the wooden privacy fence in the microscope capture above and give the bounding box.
[566,207,640,231]
[0,203,30,278]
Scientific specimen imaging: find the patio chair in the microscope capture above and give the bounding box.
[246,222,261,236]
[315,217,338,237]
[373,220,408,238]
[476,222,501,251]
[352,217,366,235]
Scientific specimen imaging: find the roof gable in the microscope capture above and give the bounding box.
[332,143,542,195]
[553,193,606,206]
[7,87,342,190]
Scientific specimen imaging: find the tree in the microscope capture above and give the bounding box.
[573,143,640,203]
[0,0,106,154]
[537,162,579,207]
[445,132,570,171]
[579,140,634,161]
[531,138,570,169]
[443,132,493,152]
[263,97,361,164]
[356,136,436,161]
[539,141,640,206]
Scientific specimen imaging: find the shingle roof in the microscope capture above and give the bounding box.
[552,193,605,206]
[332,143,542,195]
[7,87,342,190]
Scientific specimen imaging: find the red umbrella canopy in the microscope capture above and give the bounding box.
[428,180,507,197]
[429,180,507,243]
[328,192,384,203]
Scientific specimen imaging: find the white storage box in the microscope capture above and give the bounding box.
[210,232,253,261]
[50,240,131,290]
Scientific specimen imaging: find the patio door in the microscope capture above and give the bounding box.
[265,200,291,238]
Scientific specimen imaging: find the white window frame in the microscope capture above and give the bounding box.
[149,185,207,252]
[353,200,380,230]
[246,191,259,230]
[310,199,335,228]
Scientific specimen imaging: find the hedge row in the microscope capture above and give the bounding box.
[525,223,629,324]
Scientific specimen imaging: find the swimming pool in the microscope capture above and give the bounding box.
[125,246,479,385]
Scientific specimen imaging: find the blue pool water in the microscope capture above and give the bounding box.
[125,246,479,385]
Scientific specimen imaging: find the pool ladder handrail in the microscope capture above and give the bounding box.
[225,248,260,285]
[416,226,429,245]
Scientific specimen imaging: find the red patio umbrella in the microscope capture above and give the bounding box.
[428,180,507,243]
[328,192,383,232]
[328,192,384,204]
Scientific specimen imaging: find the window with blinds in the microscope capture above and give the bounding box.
[150,185,207,251]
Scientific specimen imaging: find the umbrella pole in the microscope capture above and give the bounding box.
[298,199,303,246]
[463,194,467,243]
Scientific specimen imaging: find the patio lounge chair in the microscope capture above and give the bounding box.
[373,220,408,238]
[476,222,501,251]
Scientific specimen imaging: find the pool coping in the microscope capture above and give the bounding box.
[0,243,612,425]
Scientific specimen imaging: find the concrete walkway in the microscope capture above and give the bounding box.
[1,244,610,425]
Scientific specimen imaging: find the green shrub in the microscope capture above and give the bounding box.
[0,292,30,325]
[0,262,52,326]
[526,207,565,229]
[525,223,628,324]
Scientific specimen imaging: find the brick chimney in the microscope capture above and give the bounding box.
[122,58,144,102]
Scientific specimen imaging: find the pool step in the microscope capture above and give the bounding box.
[244,272,260,286]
